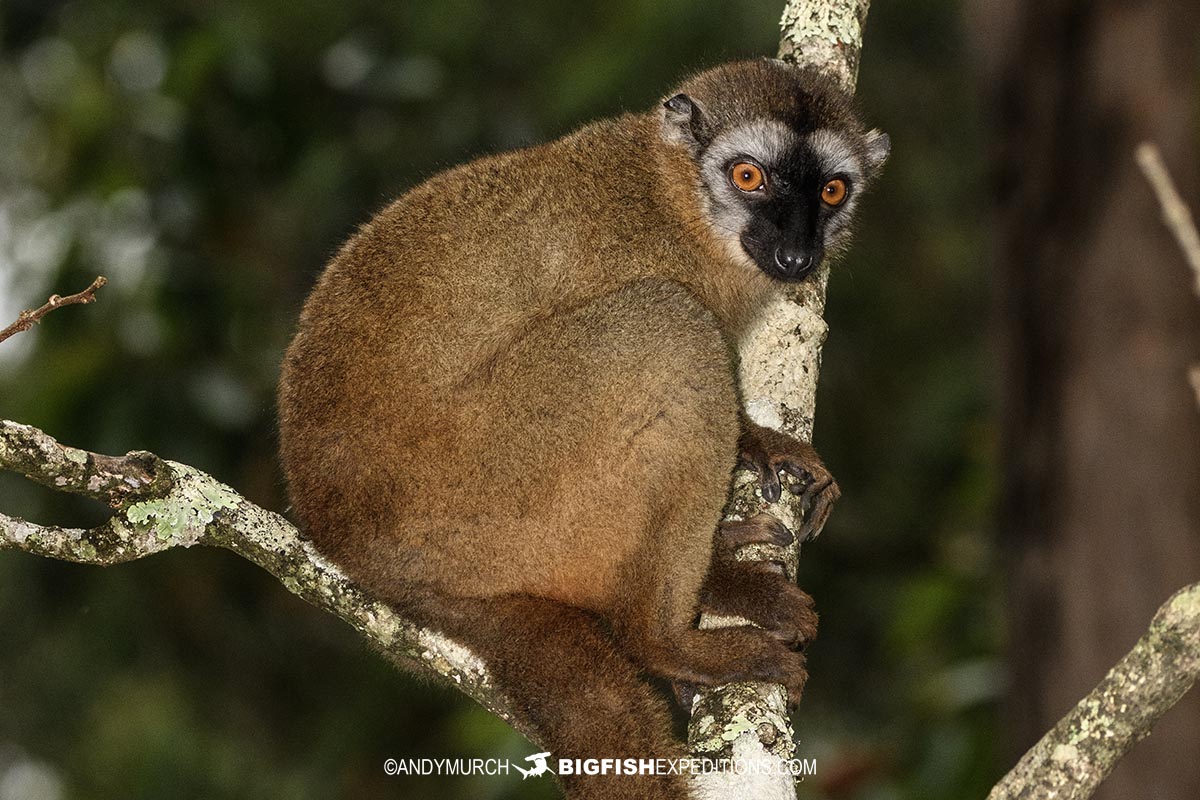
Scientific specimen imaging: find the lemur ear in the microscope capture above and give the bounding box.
[662,93,711,152]
[864,129,891,172]
[663,93,693,115]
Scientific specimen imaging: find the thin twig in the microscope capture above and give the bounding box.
[1135,143,1200,297]
[1136,143,1200,407]
[0,276,108,346]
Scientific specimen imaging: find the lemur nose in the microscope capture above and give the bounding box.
[774,246,815,278]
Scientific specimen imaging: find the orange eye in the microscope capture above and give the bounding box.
[730,162,765,192]
[821,178,848,206]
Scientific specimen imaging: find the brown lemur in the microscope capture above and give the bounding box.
[278,58,887,800]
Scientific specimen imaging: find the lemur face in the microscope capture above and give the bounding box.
[661,60,889,282]
[697,121,883,281]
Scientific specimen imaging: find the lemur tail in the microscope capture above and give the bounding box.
[404,592,692,800]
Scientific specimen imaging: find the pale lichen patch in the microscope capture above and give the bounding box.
[720,713,758,742]
[12,519,37,544]
[125,464,240,543]
[362,605,402,645]
[693,713,716,737]
[417,629,490,686]
[1052,744,1079,763]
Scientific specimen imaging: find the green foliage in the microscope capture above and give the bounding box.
[0,1,996,798]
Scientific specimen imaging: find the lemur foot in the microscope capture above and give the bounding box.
[671,639,809,714]
[738,420,840,541]
[745,640,809,707]
[650,627,809,710]
[718,512,794,549]
[672,646,811,712]
[701,560,818,650]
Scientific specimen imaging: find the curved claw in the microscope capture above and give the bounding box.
[797,479,840,541]
[779,462,814,495]
[759,463,782,503]
[738,450,781,503]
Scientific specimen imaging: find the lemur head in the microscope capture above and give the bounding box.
[662,59,889,282]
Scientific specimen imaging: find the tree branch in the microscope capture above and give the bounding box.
[685,4,872,795]
[0,419,524,737]
[778,0,870,92]
[987,583,1200,800]
[0,276,107,346]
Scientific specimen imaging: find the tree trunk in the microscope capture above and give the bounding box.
[976,1,1200,797]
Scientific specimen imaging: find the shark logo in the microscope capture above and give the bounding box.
[514,752,553,780]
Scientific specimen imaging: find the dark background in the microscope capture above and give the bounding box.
[0,1,1195,799]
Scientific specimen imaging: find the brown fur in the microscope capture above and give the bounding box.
[278,59,867,800]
